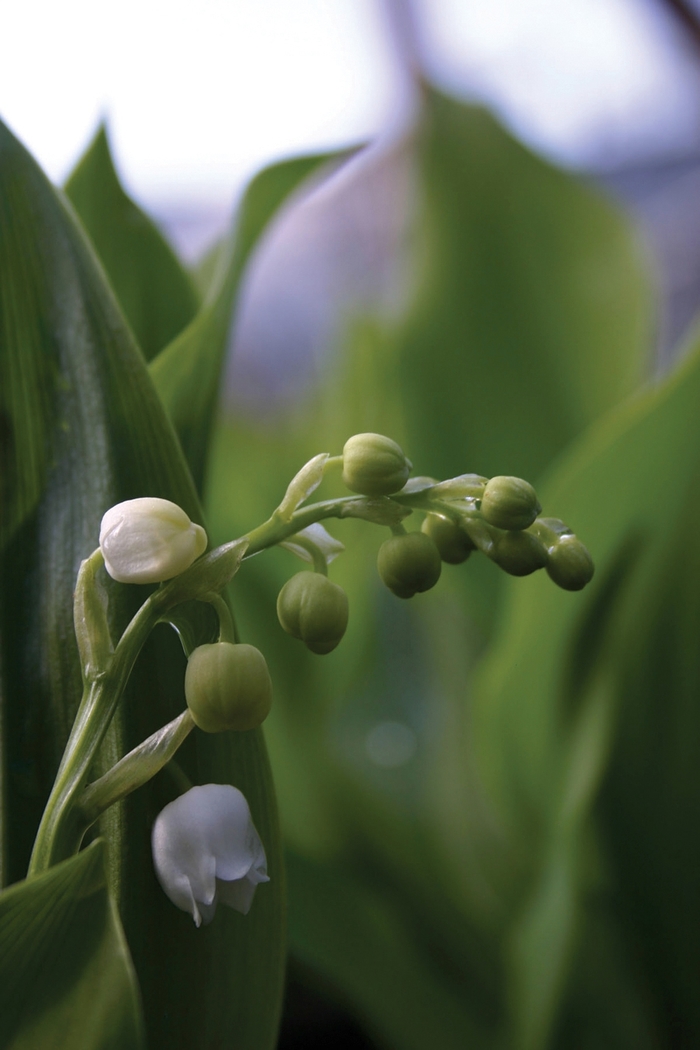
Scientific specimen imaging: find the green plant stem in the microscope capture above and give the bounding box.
[206,592,238,643]
[30,488,433,875]
[28,584,172,875]
[243,491,428,556]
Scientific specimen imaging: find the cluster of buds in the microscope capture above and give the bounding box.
[421,473,593,591]
[33,433,594,930]
[268,435,593,664]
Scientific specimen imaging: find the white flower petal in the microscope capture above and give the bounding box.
[217,877,256,916]
[100,497,207,584]
[152,784,268,925]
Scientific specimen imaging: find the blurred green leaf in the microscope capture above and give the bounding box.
[64,124,199,361]
[507,670,616,1050]
[204,84,653,1048]
[0,841,144,1050]
[0,117,283,1050]
[287,848,492,1050]
[476,333,700,1045]
[398,87,650,486]
[150,150,340,491]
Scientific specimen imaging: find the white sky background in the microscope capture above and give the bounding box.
[1,0,700,209]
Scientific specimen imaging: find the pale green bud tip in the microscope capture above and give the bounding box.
[152,784,269,927]
[99,498,207,584]
[480,476,541,531]
[421,513,475,564]
[546,535,595,591]
[277,571,349,655]
[377,532,442,599]
[342,433,411,497]
[185,642,272,733]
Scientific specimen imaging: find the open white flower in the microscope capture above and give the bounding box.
[99,497,207,584]
[152,784,269,927]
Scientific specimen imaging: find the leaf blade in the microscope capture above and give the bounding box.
[0,117,283,1050]
[0,841,144,1050]
[64,124,200,361]
[150,151,342,490]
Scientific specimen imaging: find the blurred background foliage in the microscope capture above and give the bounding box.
[20,11,700,1043]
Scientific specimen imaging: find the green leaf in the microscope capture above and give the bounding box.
[475,336,700,1044]
[149,150,340,491]
[202,84,653,1046]
[507,670,617,1050]
[0,117,283,1050]
[287,848,493,1050]
[64,125,200,361]
[0,841,144,1050]
[205,78,653,851]
[397,86,650,485]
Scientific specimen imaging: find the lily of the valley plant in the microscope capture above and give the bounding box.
[27,433,593,933]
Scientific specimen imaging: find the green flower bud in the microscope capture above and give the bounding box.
[421,513,475,565]
[546,535,595,591]
[493,530,547,577]
[480,476,541,531]
[530,516,572,544]
[377,532,442,599]
[342,433,411,496]
[185,642,272,733]
[276,571,349,655]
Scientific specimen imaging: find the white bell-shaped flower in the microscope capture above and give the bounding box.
[152,784,269,927]
[99,497,207,584]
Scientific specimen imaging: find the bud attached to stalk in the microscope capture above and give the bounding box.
[185,642,272,733]
[480,476,541,532]
[377,532,442,599]
[100,497,207,584]
[492,530,548,577]
[342,433,411,497]
[421,513,475,565]
[277,571,349,655]
[546,535,595,591]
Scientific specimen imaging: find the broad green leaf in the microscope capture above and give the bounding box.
[204,84,653,1046]
[475,335,700,1044]
[150,150,340,491]
[64,125,199,361]
[206,79,652,855]
[0,841,144,1050]
[397,87,650,486]
[0,117,283,1050]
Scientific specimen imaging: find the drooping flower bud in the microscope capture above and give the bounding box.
[185,642,272,732]
[99,498,207,584]
[377,532,442,599]
[152,784,269,926]
[276,571,349,655]
[480,476,541,531]
[421,513,475,565]
[492,530,548,576]
[342,433,411,497]
[546,535,595,591]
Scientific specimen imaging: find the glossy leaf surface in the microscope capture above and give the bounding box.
[0,118,283,1050]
